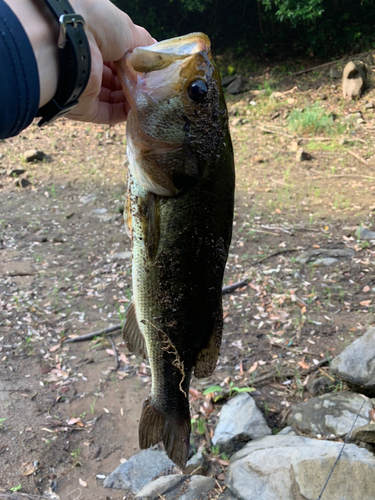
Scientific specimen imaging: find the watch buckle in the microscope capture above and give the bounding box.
[58,14,85,49]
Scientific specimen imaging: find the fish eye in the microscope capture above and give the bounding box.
[187,80,208,102]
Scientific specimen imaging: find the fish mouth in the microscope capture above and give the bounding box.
[116,33,212,108]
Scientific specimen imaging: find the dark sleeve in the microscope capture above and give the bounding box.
[0,0,40,139]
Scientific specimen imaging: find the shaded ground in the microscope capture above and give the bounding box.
[0,57,375,498]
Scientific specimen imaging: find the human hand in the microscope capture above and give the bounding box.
[65,0,154,124]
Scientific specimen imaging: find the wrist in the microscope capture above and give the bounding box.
[4,0,59,107]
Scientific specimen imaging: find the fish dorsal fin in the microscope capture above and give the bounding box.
[122,301,148,359]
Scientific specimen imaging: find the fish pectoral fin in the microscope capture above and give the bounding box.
[194,318,222,378]
[122,301,148,358]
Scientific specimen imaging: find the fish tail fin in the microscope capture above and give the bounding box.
[139,397,165,449]
[163,416,191,469]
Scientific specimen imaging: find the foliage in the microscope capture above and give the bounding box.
[260,0,324,26]
[287,105,341,136]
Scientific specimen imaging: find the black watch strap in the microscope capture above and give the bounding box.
[37,0,91,126]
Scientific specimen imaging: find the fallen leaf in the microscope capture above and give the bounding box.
[106,348,115,356]
[275,208,281,214]
[217,458,230,466]
[119,353,128,364]
[360,300,371,307]
[23,463,36,476]
[217,473,226,481]
[363,285,370,293]
[67,418,81,426]
[298,361,309,370]
[189,388,204,400]
[103,407,109,413]
[248,361,258,374]
[49,344,60,353]
[200,394,214,417]
[370,408,375,422]
[79,478,87,487]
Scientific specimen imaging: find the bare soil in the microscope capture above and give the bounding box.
[0,59,375,499]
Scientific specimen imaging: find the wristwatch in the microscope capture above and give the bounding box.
[37,0,91,126]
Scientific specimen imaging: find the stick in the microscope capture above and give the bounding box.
[261,225,292,235]
[64,324,122,343]
[222,280,249,294]
[255,247,299,264]
[291,58,345,76]
[250,358,329,385]
[108,334,120,370]
[258,126,296,138]
[347,149,368,165]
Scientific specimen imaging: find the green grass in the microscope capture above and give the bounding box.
[287,105,343,136]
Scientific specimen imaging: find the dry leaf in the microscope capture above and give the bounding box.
[189,388,204,400]
[275,208,281,213]
[298,361,309,370]
[106,348,115,356]
[362,286,370,293]
[79,478,87,487]
[360,300,371,307]
[370,408,375,422]
[200,394,214,417]
[248,361,258,374]
[103,407,109,413]
[67,417,81,426]
[23,463,36,476]
[49,344,60,353]
[120,353,128,364]
[217,473,226,481]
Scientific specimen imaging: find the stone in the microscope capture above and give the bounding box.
[90,208,118,222]
[135,475,216,500]
[80,194,97,204]
[24,149,46,162]
[15,178,31,188]
[277,426,296,436]
[8,168,25,177]
[33,235,48,243]
[221,75,237,88]
[296,247,354,264]
[296,148,311,162]
[344,111,363,121]
[211,393,271,454]
[352,423,375,443]
[227,76,242,95]
[311,257,338,266]
[115,251,132,260]
[342,60,368,99]
[103,448,174,494]
[289,391,373,438]
[364,102,375,109]
[330,327,375,395]
[306,376,335,396]
[329,67,341,79]
[356,226,375,240]
[52,235,64,243]
[227,434,375,500]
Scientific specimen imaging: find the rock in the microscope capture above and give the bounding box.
[211,393,271,454]
[278,426,296,436]
[90,208,118,222]
[115,251,132,260]
[357,118,366,125]
[15,178,31,188]
[221,75,237,88]
[329,67,341,79]
[0,168,6,176]
[135,475,216,500]
[364,102,375,109]
[342,61,368,99]
[80,194,97,204]
[356,226,375,240]
[8,168,25,177]
[289,391,373,438]
[344,111,363,121]
[227,434,375,500]
[24,149,46,162]
[227,76,242,95]
[296,147,311,162]
[33,235,48,243]
[352,423,375,443]
[103,448,175,494]
[231,118,244,127]
[252,155,264,163]
[330,327,375,395]
[306,376,336,396]
[311,257,338,266]
[52,235,64,243]
[296,247,354,264]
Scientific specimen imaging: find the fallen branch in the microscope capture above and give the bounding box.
[291,58,345,76]
[261,225,292,235]
[347,149,368,165]
[64,324,122,343]
[258,126,296,138]
[251,358,330,386]
[108,334,120,370]
[255,247,299,264]
[222,280,249,294]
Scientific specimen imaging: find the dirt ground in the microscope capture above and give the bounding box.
[1,58,375,499]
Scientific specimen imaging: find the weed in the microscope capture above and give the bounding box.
[211,445,220,456]
[71,446,82,466]
[10,485,21,492]
[90,396,98,415]
[196,418,206,436]
[287,105,343,136]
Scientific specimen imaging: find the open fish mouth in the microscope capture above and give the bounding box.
[117,33,212,108]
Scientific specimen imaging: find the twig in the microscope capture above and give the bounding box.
[347,149,368,165]
[269,342,320,356]
[255,247,299,264]
[249,228,279,236]
[327,173,375,180]
[261,225,292,235]
[64,324,122,343]
[258,126,296,138]
[108,334,120,370]
[251,358,329,385]
[222,280,248,294]
[291,57,345,76]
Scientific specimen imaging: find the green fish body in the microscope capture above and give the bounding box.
[116,33,235,468]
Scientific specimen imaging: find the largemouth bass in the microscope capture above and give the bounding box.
[116,33,235,468]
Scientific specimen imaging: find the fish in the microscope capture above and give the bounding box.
[115,32,235,468]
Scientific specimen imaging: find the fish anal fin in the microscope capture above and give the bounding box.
[163,416,191,469]
[122,301,148,358]
[139,397,166,449]
[194,313,222,378]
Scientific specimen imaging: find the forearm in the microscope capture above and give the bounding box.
[3,0,59,107]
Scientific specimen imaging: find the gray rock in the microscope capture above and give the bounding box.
[330,327,375,395]
[80,194,97,204]
[296,247,354,264]
[103,449,174,494]
[365,102,375,109]
[306,376,335,396]
[115,251,132,260]
[352,423,375,443]
[135,475,216,500]
[212,393,271,453]
[342,61,368,99]
[227,434,375,500]
[24,149,46,162]
[329,67,341,79]
[311,257,338,266]
[90,208,118,222]
[8,168,25,177]
[221,75,237,88]
[227,76,242,95]
[296,147,311,162]
[277,426,296,436]
[289,391,372,438]
[356,226,375,240]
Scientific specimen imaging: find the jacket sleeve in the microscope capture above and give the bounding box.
[0,0,40,139]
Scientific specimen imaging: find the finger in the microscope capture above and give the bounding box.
[98,87,126,104]
[102,63,123,91]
